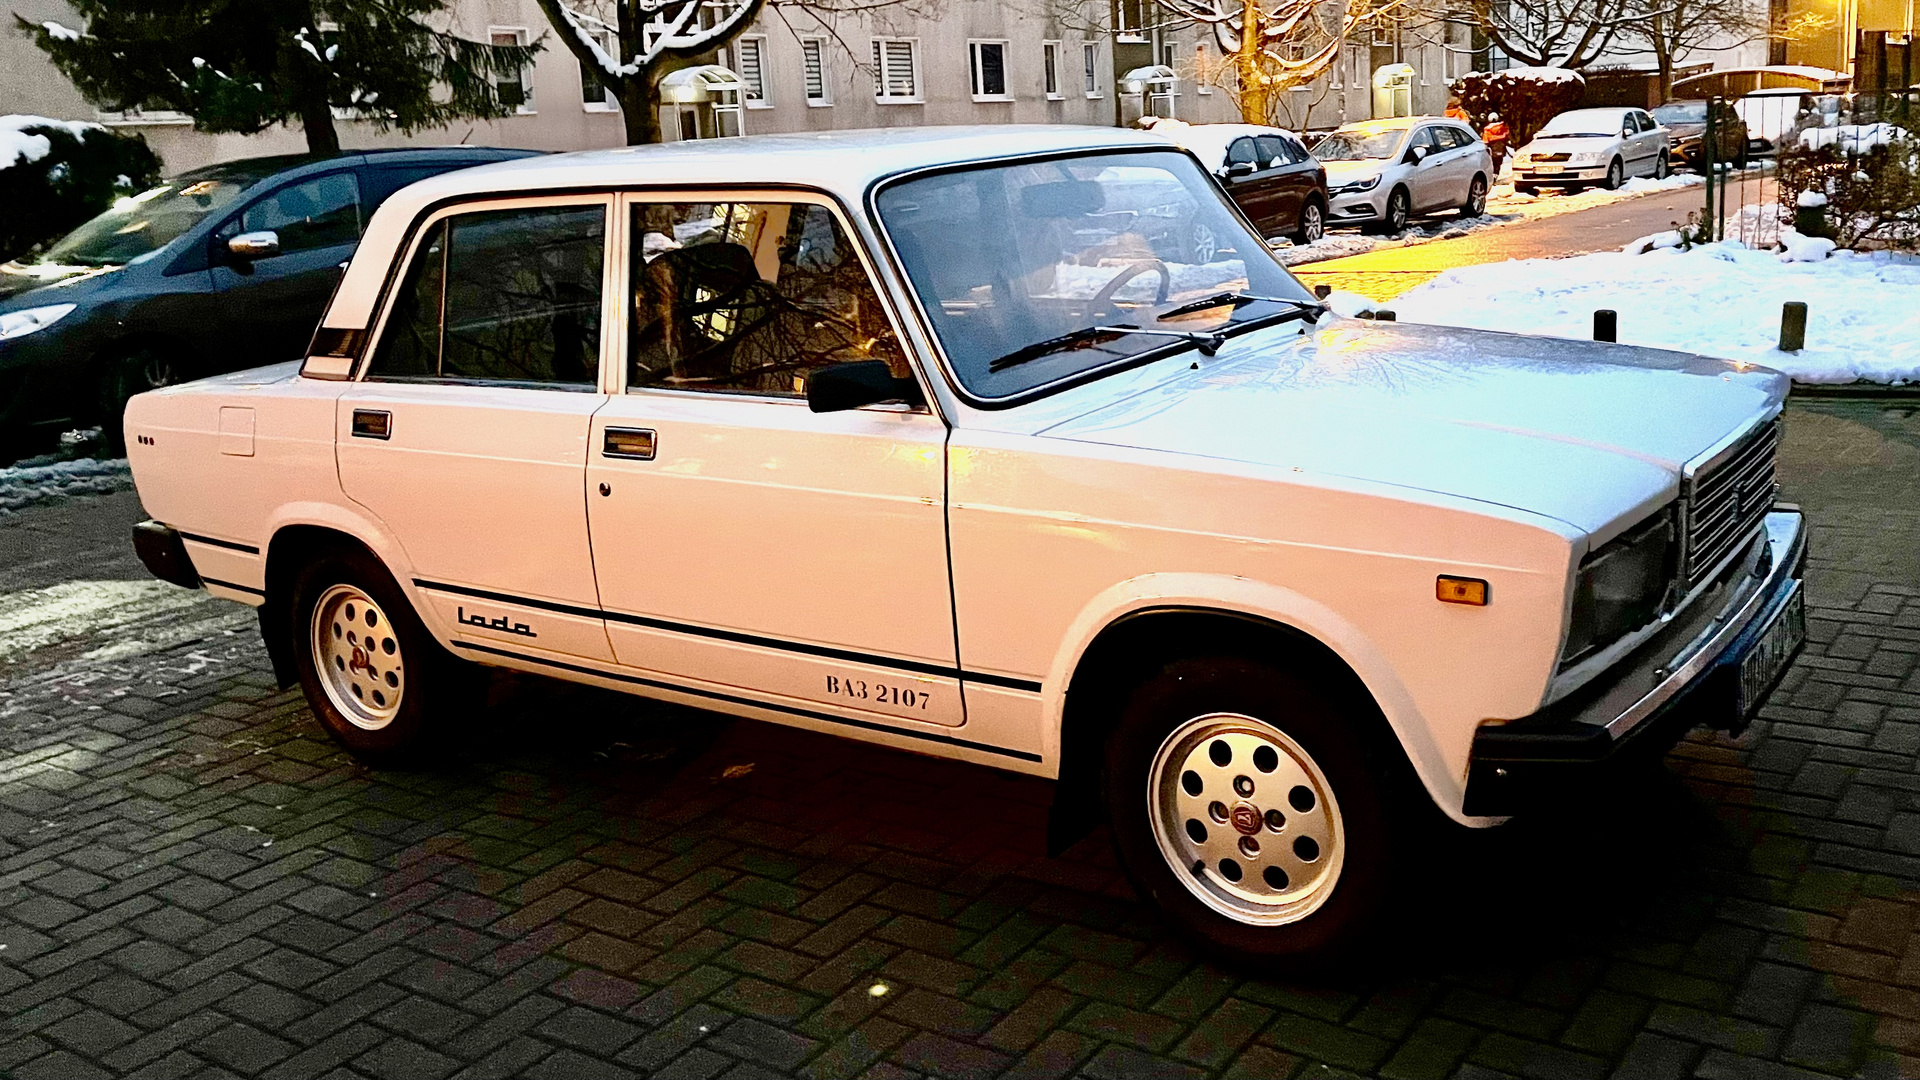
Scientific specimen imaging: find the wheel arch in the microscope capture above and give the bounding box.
[259,510,418,689]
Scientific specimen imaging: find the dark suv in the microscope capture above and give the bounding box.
[0,146,539,458]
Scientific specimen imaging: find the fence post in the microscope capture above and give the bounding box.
[1703,100,1717,238]
[1594,309,1617,342]
[1780,302,1807,352]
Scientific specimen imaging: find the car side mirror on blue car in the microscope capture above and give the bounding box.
[227,231,282,260]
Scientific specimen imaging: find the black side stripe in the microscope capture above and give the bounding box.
[180,532,261,555]
[202,576,266,596]
[414,579,1043,693]
[452,640,1044,763]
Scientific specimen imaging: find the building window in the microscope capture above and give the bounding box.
[488,27,534,113]
[871,37,922,103]
[1116,0,1147,42]
[578,24,618,111]
[1371,24,1395,47]
[1083,41,1100,97]
[733,35,769,106]
[801,37,831,105]
[1042,40,1063,99]
[969,40,1012,101]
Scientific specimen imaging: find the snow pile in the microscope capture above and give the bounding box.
[1,114,103,169]
[1386,241,1919,385]
[1776,227,1836,263]
[0,457,133,517]
[1797,189,1827,207]
[1479,65,1584,85]
[1619,229,1684,254]
[1795,123,1909,152]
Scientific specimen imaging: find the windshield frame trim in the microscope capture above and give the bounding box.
[864,144,1310,412]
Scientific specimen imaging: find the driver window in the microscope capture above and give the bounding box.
[231,173,362,253]
[1227,139,1259,166]
[626,201,906,397]
[1409,128,1439,156]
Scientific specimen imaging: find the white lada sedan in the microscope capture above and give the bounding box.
[125,127,1805,965]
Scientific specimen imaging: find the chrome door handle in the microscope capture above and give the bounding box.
[603,427,656,460]
[351,409,391,439]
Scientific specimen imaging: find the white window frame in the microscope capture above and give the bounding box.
[1115,0,1147,43]
[1042,40,1064,100]
[488,26,536,114]
[968,39,1014,102]
[578,23,619,112]
[732,35,772,108]
[871,37,923,104]
[800,36,832,106]
[1371,24,1395,47]
[1083,41,1101,98]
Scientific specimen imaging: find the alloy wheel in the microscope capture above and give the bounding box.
[1298,203,1324,243]
[1147,712,1346,925]
[1466,176,1487,216]
[311,584,406,730]
[1189,222,1218,264]
[1386,189,1409,232]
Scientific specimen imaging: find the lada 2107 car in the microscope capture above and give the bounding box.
[125,127,1806,963]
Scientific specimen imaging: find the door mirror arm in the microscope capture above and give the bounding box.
[806,361,925,414]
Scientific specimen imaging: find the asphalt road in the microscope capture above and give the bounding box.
[1295,171,1778,302]
[1,397,1915,1080]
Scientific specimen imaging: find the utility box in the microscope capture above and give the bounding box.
[1371,63,1415,118]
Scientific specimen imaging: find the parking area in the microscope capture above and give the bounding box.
[1,397,1915,1080]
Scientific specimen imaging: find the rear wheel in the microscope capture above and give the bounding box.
[1291,199,1326,245]
[1103,656,1407,967]
[1460,174,1488,217]
[96,346,179,451]
[292,547,477,764]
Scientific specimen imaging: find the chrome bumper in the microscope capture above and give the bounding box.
[1463,509,1807,816]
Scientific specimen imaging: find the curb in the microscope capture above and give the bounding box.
[1792,382,1920,398]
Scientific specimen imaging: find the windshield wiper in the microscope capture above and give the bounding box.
[988,323,1226,372]
[1155,291,1324,323]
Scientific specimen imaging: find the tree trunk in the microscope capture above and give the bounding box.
[1236,0,1268,125]
[620,80,661,144]
[297,81,341,155]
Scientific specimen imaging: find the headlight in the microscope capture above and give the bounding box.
[0,304,78,342]
[1561,509,1677,666]
[1570,152,1604,166]
[1334,176,1380,195]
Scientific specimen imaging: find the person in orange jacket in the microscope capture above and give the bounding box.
[1482,112,1511,172]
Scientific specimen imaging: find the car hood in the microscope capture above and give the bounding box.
[1662,122,1706,140]
[1036,320,1787,537]
[0,261,123,306]
[1321,160,1387,183]
[1520,135,1618,156]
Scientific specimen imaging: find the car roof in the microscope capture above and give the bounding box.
[1552,107,1637,121]
[172,146,542,187]
[1149,122,1305,165]
[1330,116,1446,133]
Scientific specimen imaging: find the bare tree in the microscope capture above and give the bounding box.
[1466,0,1632,68]
[1156,0,1419,126]
[1623,0,1818,98]
[532,0,930,144]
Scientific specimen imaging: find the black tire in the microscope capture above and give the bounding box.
[1654,154,1670,180]
[1369,187,1411,235]
[290,546,479,765]
[1459,174,1488,217]
[1101,655,1410,969]
[1514,181,1538,196]
[1603,157,1624,190]
[1291,199,1326,245]
[96,345,180,452]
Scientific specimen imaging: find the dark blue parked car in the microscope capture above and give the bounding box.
[0,146,539,458]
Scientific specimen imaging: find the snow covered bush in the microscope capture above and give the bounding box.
[0,116,161,262]
[1450,67,1585,147]
[1775,120,1920,251]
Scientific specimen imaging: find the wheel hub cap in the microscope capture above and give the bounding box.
[311,584,404,731]
[1148,712,1345,925]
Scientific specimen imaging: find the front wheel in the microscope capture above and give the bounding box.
[1370,187,1411,234]
[1460,174,1488,217]
[1603,158,1624,190]
[1103,656,1407,966]
[97,346,180,451]
[292,547,478,764]
[1186,221,1219,264]
[1291,199,1326,245]
[1653,154,1670,180]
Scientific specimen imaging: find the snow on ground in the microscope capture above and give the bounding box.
[0,457,133,517]
[1381,241,1919,385]
[1280,171,1710,265]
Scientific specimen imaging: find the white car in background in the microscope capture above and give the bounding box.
[1310,116,1492,233]
[1512,107,1672,193]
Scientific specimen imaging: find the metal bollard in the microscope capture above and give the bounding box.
[1594,309,1617,343]
[1779,301,1807,352]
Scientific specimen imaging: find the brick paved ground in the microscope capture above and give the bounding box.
[1,398,1915,1080]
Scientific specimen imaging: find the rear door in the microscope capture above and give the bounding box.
[337,195,615,663]
[1254,135,1307,232]
[209,169,365,363]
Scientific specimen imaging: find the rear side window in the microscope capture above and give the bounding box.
[234,172,362,253]
[366,203,605,388]
[1254,135,1292,165]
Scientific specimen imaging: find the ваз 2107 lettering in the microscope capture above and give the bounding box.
[125,127,1806,965]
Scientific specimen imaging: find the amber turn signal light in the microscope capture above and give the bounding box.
[1436,576,1489,606]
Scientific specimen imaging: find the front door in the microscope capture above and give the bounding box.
[337,196,615,663]
[211,169,365,364]
[586,194,964,729]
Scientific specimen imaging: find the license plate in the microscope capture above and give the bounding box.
[1737,586,1806,717]
[1533,165,1563,174]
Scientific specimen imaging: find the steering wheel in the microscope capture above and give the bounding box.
[1088,259,1171,321]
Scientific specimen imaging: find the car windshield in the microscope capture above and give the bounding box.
[1310,129,1405,160]
[1653,102,1707,124]
[31,178,248,267]
[875,149,1314,401]
[1534,114,1621,138]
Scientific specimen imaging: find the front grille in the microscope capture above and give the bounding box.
[1682,420,1779,587]
[1532,152,1572,162]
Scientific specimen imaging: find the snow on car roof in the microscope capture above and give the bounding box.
[1143,120,1304,168]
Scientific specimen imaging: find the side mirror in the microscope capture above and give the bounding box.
[1223,161,1256,179]
[806,361,924,414]
[227,230,281,260]
[1408,145,1430,164]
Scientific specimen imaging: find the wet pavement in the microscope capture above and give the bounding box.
[0,397,1915,1080]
